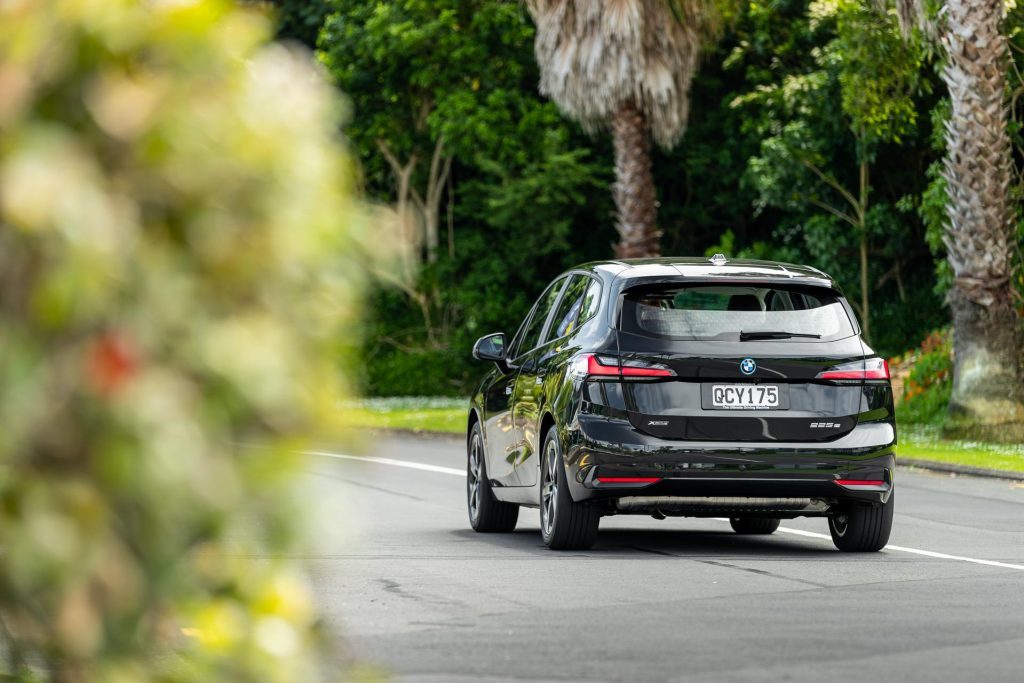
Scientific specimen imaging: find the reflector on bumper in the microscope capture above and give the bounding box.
[596,476,662,486]
[833,479,887,491]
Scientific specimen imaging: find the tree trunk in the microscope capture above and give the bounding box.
[612,100,661,258]
[858,157,870,344]
[419,135,452,265]
[946,290,1024,440]
[940,0,1024,441]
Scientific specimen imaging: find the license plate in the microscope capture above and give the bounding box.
[710,384,780,409]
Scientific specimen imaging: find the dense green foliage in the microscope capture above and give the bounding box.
[270,0,332,47]
[316,0,614,394]
[272,0,1022,398]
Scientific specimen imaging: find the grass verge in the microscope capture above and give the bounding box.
[899,426,1024,474]
[344,397,465,434]
[344,399,1024,475]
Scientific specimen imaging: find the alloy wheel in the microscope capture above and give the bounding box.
[467,433,482,522]
[541,438,559,538]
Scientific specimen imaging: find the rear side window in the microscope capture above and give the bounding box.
[548,274,600,341]
[549,275,588,340]
[578,277,602,325]
[622,284,855,342]
[516,277,567,356]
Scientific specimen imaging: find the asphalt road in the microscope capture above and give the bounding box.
[301,435,1024,682]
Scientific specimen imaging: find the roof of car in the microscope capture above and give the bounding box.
[579,256,837,288]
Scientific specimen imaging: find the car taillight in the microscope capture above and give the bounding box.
[583,355,620,377]
[568,353,675,380]
[816,357,889,381]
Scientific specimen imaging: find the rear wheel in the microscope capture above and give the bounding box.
[828,491,894,552]
[467,423,518,532]
[539,428,600,550]
[729,517,780,535]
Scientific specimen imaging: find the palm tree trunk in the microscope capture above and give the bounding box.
[946,290,1024,440]
[612,100,661,258]
[940,0,1024,441]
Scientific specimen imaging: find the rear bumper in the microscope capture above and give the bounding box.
[563,414,895,513]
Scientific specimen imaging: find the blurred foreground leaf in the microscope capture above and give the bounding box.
[0,0,378,679]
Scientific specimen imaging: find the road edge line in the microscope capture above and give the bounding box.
[305,450,466,477]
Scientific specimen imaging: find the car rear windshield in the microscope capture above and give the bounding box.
[621,283,856,342]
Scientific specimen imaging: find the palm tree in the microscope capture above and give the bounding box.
[897,0,1024,441]
[526,1,719,257]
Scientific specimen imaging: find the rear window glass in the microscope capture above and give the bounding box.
[622,284,855,342]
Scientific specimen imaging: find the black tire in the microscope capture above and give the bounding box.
[828,491,894,552]
[730,517,781,535]
[539,427,600,550]
[467,423,518,532]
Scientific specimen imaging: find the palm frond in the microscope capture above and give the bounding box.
[527,0,720,149]
[893,0,936,40]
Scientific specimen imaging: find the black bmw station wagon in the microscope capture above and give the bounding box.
[466,256,895,552]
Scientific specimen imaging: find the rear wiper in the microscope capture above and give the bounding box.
[739,330,822,341]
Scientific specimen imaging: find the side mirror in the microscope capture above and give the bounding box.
[472,332,506,363]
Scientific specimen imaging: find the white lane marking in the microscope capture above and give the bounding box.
[310,450,1024,572]
[305,450,466,477]
[880,544,1024,571]
[766,525,1024,570]
[772,525,1024,571]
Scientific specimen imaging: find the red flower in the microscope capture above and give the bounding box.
[88,332,139,395]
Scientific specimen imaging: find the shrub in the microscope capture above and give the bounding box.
[0,0,373,678]
[894,329,953,425]
[363,346,471,397]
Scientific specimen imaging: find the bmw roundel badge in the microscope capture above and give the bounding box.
[740,358,757,375]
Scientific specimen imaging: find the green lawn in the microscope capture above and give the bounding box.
[344,397,466,434]
[898,426,1024,474]
[346,406,465,433]
[345,399,1024,475]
